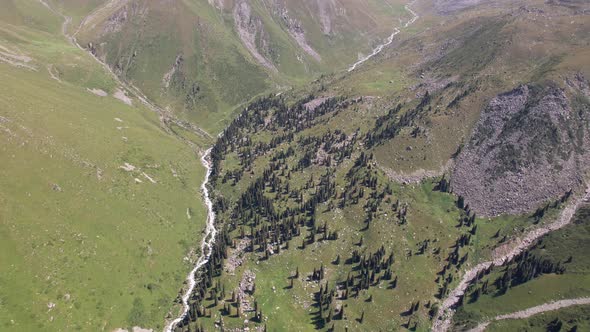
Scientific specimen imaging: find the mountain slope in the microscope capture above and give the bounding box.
[0,1,211,331]
[1,0,589,331]
[328,0,590,214]
[453,82,590,217]
[453,204,590,330]
[72,0,410,133]
[161,0,590,331]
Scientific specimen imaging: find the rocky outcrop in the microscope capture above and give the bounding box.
[160,54,204,109]
[271,0,337,36]
[452,79,590,216]
[316,0,337,35]
[233,0,277,71]
[100,1,147,37]
[162,54,183,89]
[0,44,36,71]
[273,1,321,61]
[434,0,488,14]
[207,0,225,10]
[83,1,148,77]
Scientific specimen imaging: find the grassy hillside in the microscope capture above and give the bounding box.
[486,305,590,332]
[168,89,547,332]
[452,205,590,330]
[1,0,589,331]
[0,1,210,330]
[74,0,271,134]
[73,0,412,134]
[318,0,590,180]
[160,1,590,331]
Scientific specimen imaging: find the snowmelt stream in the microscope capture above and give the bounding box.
[348,2,419,72]
[165,2,421,330]
[165,149,217,332]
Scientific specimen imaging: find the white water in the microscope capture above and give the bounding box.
[164,149,217,332]
[347,2,419,72]
[163,4,421,331]
[36,2,217,331]
[41,2,585,332]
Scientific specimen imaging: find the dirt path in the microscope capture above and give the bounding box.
[468,297,590,332]
[432,185,590,332]
[347,1,419,72]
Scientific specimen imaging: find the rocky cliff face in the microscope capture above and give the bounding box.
[452,77,590,216]
[272,0,321,61]
[233,0,277,71]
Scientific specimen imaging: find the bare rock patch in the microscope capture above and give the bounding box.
[452,80,590,216]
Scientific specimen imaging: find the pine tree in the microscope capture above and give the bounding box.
[457,196,465,209]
